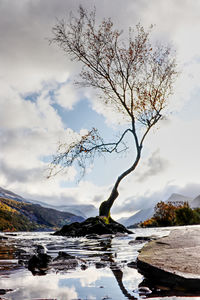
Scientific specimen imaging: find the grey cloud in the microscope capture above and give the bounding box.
[0,161,44,184]
[0,0,145,83]
[93,195,104,204]
[173,183,200,200]
[1,0,199,93]
[111,194,159,215]
[136,150,169,182]
[26,193,78,207]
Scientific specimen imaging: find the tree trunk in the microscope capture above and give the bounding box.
[99,149,141,222]
[99,188,119,221]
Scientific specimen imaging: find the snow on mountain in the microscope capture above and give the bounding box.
[28,199,98,219]
[165,193,193,204]
[0,187,27,202]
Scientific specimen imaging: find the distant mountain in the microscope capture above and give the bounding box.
[191,195,200,208]
[118,208,154,227]
[0,186,97,219]
[165,193,193,204]
[0,187,27,202]
[57,204,98,218]
[0,196,84,232]
[28,199,98,219]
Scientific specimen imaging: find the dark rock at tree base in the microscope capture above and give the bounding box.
[53,217,132,237]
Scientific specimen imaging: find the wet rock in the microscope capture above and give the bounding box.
[18,259,25,266]
[95,262,107,269]
[99,234,114,239]
[0,235,8,240]
[128,240,144,245]
[81,264,88,270]
[86,233,100,239]
[135,236,152,241]
[54,217,132,237]
[51,257,78,270]
[127,261,137,269]
[115,232,127,237]
[121,260,127,263]
[36,245,47,254]
[5,233,18,236]
[137,286,152,295]
[0,289,13,295]
[54,251,75,260]
[51,251,79,270]
[101,255,111,261]
[15,248,29,261]
[28,253,52,275]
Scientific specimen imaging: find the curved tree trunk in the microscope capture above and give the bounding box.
[99,149,141,221]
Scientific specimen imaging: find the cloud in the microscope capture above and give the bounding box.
[0,83,78,196]
[136,150,169,182]
[55,81,81,110]
[0,161,44,184]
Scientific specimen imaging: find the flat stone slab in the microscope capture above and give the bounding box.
[137,227,200,291]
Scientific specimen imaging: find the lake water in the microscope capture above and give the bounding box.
[0,226,200,300]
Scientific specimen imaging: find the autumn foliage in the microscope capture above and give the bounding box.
[141,201,200,227]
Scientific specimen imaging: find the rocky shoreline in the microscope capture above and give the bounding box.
[1,226,200,298]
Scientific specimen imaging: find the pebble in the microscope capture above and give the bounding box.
[137,286,152,295]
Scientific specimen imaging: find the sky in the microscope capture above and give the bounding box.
[1,0,200,219]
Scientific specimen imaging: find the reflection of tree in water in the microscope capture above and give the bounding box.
[111,267,136,299]
[98,238,137,300]
[27,238,139,299]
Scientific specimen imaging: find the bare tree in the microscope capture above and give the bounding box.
[49,6,178,222]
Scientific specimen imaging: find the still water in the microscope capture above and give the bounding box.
[0,226,200,300]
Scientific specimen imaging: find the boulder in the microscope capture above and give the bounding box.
[28,253,52,275]
[53,216,132,237]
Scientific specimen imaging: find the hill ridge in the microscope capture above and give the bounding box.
[0,195,84,232]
